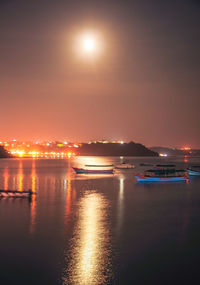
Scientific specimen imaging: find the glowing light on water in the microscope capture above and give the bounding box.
[3,167,9,191]
[18,160,23,191]
[30,159,37,234]
[63,192,112,285]
[116,176,124,234]
[65,159,73,224]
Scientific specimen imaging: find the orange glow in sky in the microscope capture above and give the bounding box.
[0,1,199,148]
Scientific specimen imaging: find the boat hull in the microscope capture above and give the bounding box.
[0,189,33,198]
[134,175,187,182]
[73,167,113,174]
[187,169,200,176]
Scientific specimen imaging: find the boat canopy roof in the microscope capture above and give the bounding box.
[156,164,175,167]
[146,169,185,174]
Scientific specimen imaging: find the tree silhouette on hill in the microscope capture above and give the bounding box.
[0,146,11,158]
[77,142,158,156]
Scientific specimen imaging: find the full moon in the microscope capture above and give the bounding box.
[82,36,96,52]
[74,31,103,58]
[73,31,103,59]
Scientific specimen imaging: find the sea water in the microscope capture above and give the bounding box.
[0,156,200,285]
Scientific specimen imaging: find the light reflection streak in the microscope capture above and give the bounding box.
[65,160,72,224]
[116,176,124,235]
[3,167,9,190]
[18,159,23,191]
[63,192,111,285]
[65,180,71,218]
[30,159,37,234]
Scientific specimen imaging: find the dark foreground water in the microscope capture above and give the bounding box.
[0,156,200,285]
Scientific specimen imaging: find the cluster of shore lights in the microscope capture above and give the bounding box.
[10,150,75,158]
[181,146,191,151]
[159,153,168,157]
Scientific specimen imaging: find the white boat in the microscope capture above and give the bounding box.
[115,162,135,169]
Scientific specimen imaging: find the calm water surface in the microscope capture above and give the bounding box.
[0,156,200,285]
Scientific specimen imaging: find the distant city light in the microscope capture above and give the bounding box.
[159,153,168,157]
[67,152,72,158]
[181,146,191,151]
[2,140,77,158]
[120,141,124,144]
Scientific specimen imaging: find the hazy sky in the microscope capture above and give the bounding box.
[0,0,199,147]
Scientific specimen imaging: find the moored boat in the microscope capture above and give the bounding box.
[187,166,200,176]
[73,167,113,174]
[85,164,114,167]
[134,167,187,182]
[115,162,135,169]
[156,164,175,167]
[0,189,34,198]
[134,175,187,182]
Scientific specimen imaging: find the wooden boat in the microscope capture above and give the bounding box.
[85,164,114,167]
[0,189,34,198]
[187,166,200,176]
[73,167,113,174]
[134,167,187,182]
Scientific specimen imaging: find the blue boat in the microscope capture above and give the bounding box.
[134,167,187,182]
[73,167,113,174]
[187,166,200,176]
[134,174,187,182]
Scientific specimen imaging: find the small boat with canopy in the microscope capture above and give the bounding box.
[134,165,187,182]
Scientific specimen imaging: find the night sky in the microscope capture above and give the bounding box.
[0,0,199,147]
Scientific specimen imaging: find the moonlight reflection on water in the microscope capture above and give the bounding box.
[63,191,112,285]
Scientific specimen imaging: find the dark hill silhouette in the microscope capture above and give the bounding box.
[77,142,158,156]
[0,146,11,158]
